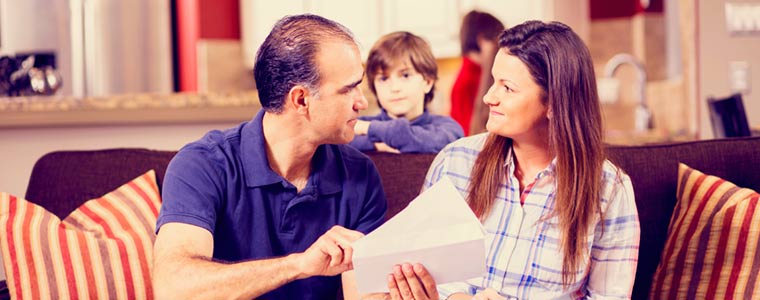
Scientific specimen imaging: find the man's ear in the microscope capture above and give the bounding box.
[287,85,311,114]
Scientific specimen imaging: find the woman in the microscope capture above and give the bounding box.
[386,20,640,300]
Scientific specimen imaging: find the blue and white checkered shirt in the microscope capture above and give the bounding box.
[425,134,640,300]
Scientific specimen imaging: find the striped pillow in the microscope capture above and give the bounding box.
[650,163,760,299]
[0,170,160,300]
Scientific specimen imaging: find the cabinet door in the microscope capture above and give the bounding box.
[459,0,548,28]
[240,0,309,68]
[382,0,460,58]
[310,0,382,59]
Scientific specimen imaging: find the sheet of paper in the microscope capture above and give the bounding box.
[351,177,485,295]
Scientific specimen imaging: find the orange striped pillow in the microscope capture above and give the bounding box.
[0,170,160,300]
[650,163,760,299]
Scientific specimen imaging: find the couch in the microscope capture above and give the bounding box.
[7,136,760,300]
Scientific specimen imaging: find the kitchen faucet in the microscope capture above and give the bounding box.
[603,53,654,132]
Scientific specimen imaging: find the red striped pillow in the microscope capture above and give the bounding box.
[0,170,160,300]
[650,163,760,299]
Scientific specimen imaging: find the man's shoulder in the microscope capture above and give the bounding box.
[180,122,246,152]
[171,122,249,169]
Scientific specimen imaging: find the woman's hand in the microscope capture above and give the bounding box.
[387,263,438,300]
[472,288,506,300]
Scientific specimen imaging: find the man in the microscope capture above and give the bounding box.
[153,14,387,300]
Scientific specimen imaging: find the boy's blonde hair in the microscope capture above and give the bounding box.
[366,31,438,104]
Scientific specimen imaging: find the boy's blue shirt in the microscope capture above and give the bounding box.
[349,110,464,153]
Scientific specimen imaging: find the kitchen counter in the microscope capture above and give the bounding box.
[604,128,695,146]
[0,91,261,128]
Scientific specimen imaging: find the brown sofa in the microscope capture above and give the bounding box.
[9,136,760,300]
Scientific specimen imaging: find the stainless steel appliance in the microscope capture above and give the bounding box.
[0,0,173,97]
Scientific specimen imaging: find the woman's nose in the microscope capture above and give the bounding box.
[482,84,498,105]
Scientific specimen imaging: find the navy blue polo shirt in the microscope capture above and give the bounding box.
[156,110,387,300]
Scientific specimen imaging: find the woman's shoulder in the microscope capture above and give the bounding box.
[601,159,632,185]
[430,133,488,170]
[440,132,489,154]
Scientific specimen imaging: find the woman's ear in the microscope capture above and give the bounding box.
[287,85,310,114]
[547,108,553,120]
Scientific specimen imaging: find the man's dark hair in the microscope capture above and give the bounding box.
[460,10,504,55]
[253,14,355,113]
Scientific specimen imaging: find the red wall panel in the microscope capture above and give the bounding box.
[590,0,663,20]
[199,0,240,39]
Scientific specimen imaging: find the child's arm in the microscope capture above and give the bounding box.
[348,134,377,151]
[365,116,464,153]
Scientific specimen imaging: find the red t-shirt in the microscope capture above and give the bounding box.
[450,57,481,136]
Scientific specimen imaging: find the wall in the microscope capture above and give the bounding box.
[0,122,239,198]
[697,0,760,138]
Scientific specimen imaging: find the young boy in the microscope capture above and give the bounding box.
[350,31,464,153]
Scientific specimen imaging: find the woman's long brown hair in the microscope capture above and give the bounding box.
[467,20,604,287]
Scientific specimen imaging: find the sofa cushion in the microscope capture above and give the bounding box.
[365,152,436,220]
[649,163,760,299]
[25,149,176,219]
[0,170,160,300]
[606,136,760,300]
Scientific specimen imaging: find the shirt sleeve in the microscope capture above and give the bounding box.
[438,281,479,299]
[348,134,376,152]
[366,116,464,153]
[586,174,640,299]
[352,159,388,234]
[156,146,224,235]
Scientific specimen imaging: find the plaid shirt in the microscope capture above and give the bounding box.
[424,134,640,300]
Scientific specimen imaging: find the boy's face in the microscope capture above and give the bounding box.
[372,58,433,120]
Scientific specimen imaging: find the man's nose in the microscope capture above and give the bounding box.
[354,90,368,110]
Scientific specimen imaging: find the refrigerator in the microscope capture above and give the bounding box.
[0,0,173,97]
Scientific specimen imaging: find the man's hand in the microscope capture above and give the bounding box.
[374,143,401,153]
[295,225,364,278]
[387,263,438,300]
[355,120,371,135]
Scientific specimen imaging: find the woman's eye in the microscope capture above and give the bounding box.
[378,76,388,82]
[504,85,513,92]
[402,73,410,78]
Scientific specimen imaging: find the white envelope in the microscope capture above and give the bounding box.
[351,177,485,295]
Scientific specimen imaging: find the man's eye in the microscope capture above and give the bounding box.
[504,85,513,92]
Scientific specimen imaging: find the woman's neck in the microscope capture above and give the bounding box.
[511,137,553,189]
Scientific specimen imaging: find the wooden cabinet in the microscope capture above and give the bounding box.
[241,0,464,67]
[381,0,460,57]
[240,0,583,67]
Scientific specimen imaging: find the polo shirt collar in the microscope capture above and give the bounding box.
[241,110,344,195]
[241,110,281,187]
[310,145,343,195]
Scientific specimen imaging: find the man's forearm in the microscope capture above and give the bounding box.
[154,253,304,300]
